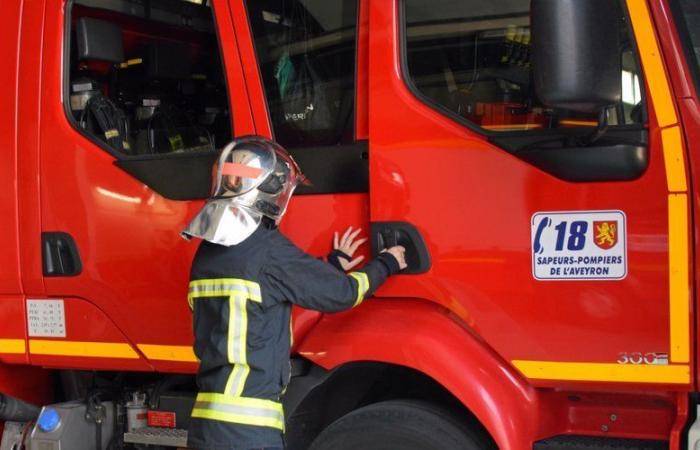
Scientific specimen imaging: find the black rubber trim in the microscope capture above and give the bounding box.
[371,221,431,274]
[114,141,369,200]
[534,435,667,450]
[491,127,649,182]
[514,143,648,182]
[290,141,369,195]
[114,151,217,200]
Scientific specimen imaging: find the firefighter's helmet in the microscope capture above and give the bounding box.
[182,136,307,246]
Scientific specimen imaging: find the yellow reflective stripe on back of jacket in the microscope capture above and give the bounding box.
[191,392,285,430]
[188,278,262,308]
[225,293,249,396]
[348,272,370,307]
[188,278,262,397]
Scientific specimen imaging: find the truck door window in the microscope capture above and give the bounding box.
[402,0,643,133]
[65,0,231,157]
[246,0,358,148]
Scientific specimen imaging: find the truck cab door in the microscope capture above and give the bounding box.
[230,0,370,342]
[33,0,252,372]
[366,0,692,387]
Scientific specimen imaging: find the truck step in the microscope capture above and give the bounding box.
[123,427,188,447]
[534,436,668,450]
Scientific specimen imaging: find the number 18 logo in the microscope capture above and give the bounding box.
[533,218,588,254]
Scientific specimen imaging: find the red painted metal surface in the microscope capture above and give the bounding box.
[298,299,543,450]
[555,391,677,440]
[31,0,251,375]
[281,194,371,350]
[298,301,682,448]
[0,0,698,446]
[680,98,700,390]
[0,297,29,365]
[17,0,46,297]
[0,0,22,296]
[228,0,272,139]
[211,0,255,136]
[0,364,53,410]
[367,0,676,368]
[654,0,700,390]
[27,297,153,371]
[670,392,689,450]
[652,0,695,100]
[355,0,369,140]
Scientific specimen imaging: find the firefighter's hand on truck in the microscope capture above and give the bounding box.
[333,226,368,271]
[383,246,408,271]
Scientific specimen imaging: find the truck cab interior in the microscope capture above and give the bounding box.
[66,0,231,157]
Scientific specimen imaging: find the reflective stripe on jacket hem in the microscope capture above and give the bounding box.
[191,393,284,430]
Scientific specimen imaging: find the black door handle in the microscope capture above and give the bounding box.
[371,222,431,274]
[42,232,82,276]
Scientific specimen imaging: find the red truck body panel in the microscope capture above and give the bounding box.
[365,0,690,382]
[0,0,22,297]
[2,0,700,448]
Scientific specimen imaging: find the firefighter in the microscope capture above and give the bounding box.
[181,136,406,450]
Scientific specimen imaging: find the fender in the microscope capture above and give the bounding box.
[296,298,542,450]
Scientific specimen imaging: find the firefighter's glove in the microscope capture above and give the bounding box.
[330,226,368,271]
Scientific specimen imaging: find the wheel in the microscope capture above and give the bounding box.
[308,400,489,450]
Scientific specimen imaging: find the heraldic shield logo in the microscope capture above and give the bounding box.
[594,221,618,249]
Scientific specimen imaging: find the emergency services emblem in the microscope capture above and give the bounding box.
[531,210,627,280]
[593,221,618,249]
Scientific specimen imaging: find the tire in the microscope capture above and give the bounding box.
[308,400,489,450]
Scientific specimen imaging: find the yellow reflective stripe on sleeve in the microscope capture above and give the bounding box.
[191,393,284,430]
[348,272,370,307]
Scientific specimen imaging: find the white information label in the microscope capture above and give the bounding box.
[27,299,66,337]
[531,210,627,280]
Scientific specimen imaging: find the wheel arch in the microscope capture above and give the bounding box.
[288,299,542,450]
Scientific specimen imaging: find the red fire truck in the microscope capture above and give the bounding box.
[1,0,700,449]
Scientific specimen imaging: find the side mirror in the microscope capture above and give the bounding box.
[531,0,622,113]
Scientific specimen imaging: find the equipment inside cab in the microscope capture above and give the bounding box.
[67,0,231,157]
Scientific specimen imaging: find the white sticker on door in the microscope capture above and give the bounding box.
[27,299,66,337]
[531,210,627,280]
